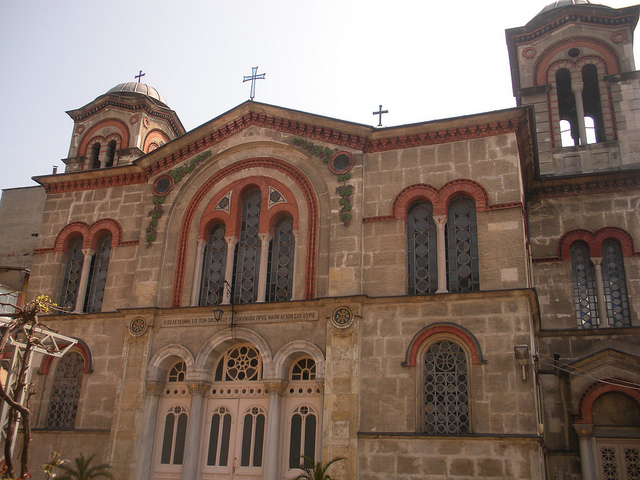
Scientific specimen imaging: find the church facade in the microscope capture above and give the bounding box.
[1,2,639,479]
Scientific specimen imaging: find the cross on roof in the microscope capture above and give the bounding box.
[243,66,266,101]
[135,70,145,83]
[373,105,388,127]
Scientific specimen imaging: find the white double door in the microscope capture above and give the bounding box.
[200,397,269,480]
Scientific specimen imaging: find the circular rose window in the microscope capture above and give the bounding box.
[329,151,354,175]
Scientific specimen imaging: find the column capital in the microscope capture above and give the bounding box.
[315,379,325,394]
[590,256,603,266]
[433,215,447,228]
[225,235,239,247]
[188,382,211,396]
[263,380,288,394]
[146,381,166,397]
[258,233,273,243]
[81,248,96,258]
[574,423,593,438]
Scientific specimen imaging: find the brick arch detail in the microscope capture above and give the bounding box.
[402,323,486,367]
[39,338,94,375]
[559,227,635,260]
[393,179,489,218]
[264,204,299,232]
[78,118,131,157]
[172,158,318,306]
[198,212,231,240]
[573,379,640,424]
[54,219,126,252]
[534,37,621,86]
[143,129,170,153]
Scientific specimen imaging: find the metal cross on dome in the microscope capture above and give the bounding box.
[135,70,145,83]
[373,105,388,127]
[243,66,266,101]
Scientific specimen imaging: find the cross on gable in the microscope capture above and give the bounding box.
[243,66,266,101]
[373,105,389,127]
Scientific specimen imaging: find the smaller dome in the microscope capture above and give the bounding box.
[106,82,168,107]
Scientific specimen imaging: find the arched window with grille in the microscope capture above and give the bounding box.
[199,223,227,306]
[446,197,479,293]
[423,340,469,435]
[571,241,599,328]
[267,215,295,302]
[207,406,233,467]
[45,351,84,430]
[214,344,262,382]
[601,239,630,328]
[160,405,188,465]
[84,233,111,313]
[407,200,437,295]
[233,190,262,304]
[168,361,186,383]
[59,236,84,312]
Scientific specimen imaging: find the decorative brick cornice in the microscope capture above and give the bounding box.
[364,119,520,153]
[42,172,147,194]
[531,175,640,200]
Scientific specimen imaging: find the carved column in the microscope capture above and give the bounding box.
[191,238,205,306]
[181,382,211,480]
[591,257,608,326]
[75,248,95,313]
[257,233,272,303]
[572,82,588,146]
[137,381,165,480]
[263,380,288,480]
[434,216,448,293]
[574,424,596,480]
[223,237,238,304]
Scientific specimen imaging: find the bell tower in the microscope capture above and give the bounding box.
[506,1,640,175]
[63,81,185,173]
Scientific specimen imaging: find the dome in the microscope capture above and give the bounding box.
[536,0,602,16]
[106,82,168,107]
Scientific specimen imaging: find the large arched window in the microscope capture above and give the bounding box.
[407,200,437,295]
[84,233,111,313]
[571,241,599,328]
[199,223,227,306]
[59,236,84,312]
[45,351,84,430]
[288,405,317,468]
[233,190,262,304]
[423,340,469,435]
[446,197,479,293]
[207,406,233,467]
[267,215,295,302]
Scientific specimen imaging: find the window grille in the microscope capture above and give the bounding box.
[199,223,227,306]
[598,444,640,480]
[168,361,186,382]
[291,358,316,381]
[160,405,188,465]
[59,237,84,312]
[423,341,469,435]
[240,406,266,467]
[446,197,479,293]
[84,234,111,313]
[233,190,262,304]
[214,344,262,382]
[266,215,295,302]
[601,239,631,328]
[570,242,599,328]
[45,352,84,430]
[207,406,232,466]
[289,405,317,468]
[407,201,437,295]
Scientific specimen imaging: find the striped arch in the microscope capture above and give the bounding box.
[78,118,130,157]
[143,129,170,153]
[403,322,486,367]
[558,227,635,260]
[271,340,325,380]
[146,344,196,383]
[39,338,93,375]
[574,379,640,424]
[53,219,125,252]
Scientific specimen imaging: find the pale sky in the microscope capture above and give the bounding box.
[0,0,638,192]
